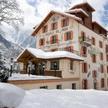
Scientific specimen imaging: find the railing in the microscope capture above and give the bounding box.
[79,36,91,47]
[44,70,62,77]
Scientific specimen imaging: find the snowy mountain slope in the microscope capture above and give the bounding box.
[0,34,23,63]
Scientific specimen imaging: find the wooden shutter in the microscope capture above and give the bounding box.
[50,36,52,44]
[71,31,73,40]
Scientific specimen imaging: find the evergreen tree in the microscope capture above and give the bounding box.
[0,51,9,82]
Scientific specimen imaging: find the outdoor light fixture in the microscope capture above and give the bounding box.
[54,62,57,77]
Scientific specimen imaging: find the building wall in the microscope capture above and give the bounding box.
[36,14,80,52]
[34,13,108,90]
[9,79,80,90]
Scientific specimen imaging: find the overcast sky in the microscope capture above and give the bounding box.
[2,0,108,42]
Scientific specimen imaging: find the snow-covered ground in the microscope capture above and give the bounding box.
[9,73,60,80]
[1,83,108,108]
[18,89,108,108]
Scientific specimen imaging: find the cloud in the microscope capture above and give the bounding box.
[2,0,108,44]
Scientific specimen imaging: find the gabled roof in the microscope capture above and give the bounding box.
[92,21,107,32]
[65,8,89,17]
[32,10,82,36]
[69,2,95,12]
[17,48,84,61]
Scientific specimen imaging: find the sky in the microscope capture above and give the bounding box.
[17,0,108,28]
[2,0,108,43]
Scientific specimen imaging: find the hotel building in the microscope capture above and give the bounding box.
[13,2,108,90]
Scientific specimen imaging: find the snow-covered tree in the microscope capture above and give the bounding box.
[0,0,23,25]
[0,51,9,82]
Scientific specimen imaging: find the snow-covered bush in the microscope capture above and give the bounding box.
[0,83,25,108]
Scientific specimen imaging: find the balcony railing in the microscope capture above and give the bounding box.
[44,70,62,77]
[79,36,91,47]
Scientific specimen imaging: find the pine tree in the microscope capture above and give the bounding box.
[0,51,9,82]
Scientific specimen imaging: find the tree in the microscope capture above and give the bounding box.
[0,51,9,82]
[0,0,23,26]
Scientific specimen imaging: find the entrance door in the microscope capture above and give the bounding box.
[83,79,88,89]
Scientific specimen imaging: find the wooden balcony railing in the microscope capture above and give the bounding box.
[44,70,62,77]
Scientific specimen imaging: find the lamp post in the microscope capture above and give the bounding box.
[10,58,13,76]
[54,62,57,77]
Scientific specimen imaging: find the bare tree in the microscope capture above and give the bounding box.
[0,0,23,26]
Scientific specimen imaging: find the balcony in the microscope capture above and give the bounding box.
[44,70,62,77]
[79,36,91,47]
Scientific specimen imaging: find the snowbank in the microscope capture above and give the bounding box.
[9,73,60,80]
[0,83,25,108]
[18,89,108,108]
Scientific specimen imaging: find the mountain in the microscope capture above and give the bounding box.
[0,34,23,66]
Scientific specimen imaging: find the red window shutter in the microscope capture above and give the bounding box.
[61,20,63,27]
[50,36,52,44]
[43,39,45,45]
[71,31,73,40]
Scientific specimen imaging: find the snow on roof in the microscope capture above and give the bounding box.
[18,89,108,108]
[65,8,89,17]
[9,73,60,81]
[52,10,82,21]
[17,48,84,61]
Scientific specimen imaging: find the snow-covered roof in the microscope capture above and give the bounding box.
[65,8,89,17]
[9,73,60,81]
[17,48,84,61]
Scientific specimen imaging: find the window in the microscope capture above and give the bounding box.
[107,66,108,73]
[106,55,108,61]
[81,31,86,41]
[81,46,87,57]
[42,25,48,33]
[82,63,87,73]
[106,45,108,53]
[99,41,103,48]
[100,53,103,60]
[70,60,74,70]
[50,60,59,70]
[64,46,74,52]
[91,37,95,45]
[101,78,104,88]
[40,86,48,89]
[82,79,88,89]
[64,31,73,41]
[51,22,58,30]
[100,65,104,73]
[92,70,97,78]
[72,83,76,89]
[56,85,62,89]
[50,35,58,44]
[61,18,69,27]
[39,38,45,46]
[92,54,96,63]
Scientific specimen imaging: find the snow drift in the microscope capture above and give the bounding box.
[0,83,25,108]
